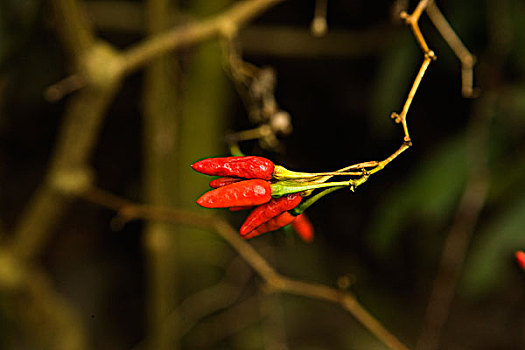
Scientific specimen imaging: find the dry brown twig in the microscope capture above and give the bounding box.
[224,0,475,198]
[0,249,87,350]
[45,0,285,100]
[425,2,478,98]
[130,257,253,350]
[2,1,284,349]
[222,36,292,151]
[311,0,328,37]
[185,295,263,348]
[392,0,477,97]
[80,186,410,350]
[347,0,478,198]
[11,0,285,260]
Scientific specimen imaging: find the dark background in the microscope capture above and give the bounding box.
[0,0,524,349]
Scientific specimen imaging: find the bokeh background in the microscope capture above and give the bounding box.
[0,0,524,349]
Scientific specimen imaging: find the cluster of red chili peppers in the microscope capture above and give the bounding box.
[192,155,353,241]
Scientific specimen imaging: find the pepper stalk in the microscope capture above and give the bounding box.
[270,171,370,198]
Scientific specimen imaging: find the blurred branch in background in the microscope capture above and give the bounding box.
[425,1,478,98]
[167,257,253,339]
[0,250,86,350]
[9,0,120,261]
[310,0,328,37]
[392,0,477,97]
[45,0,284,100]
[51,0,96,61]
[222,36,293,151]
[185,295,262,348]
[5,0,283,293]
[1,0,283,349]
[85,1,398,59]
[259,292,289,350]
[79,186,410,350]
[131,257,253,349]
[142,0,180,349]
[120,0,284,75]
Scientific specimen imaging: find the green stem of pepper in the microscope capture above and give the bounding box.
[273,165,362,181]
[270,180,350,197]
[228,142,245,157]
[270,172,371,198]
[274,171,373,215]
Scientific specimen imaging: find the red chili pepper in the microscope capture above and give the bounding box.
[229,206,253,211]
[192,156,274,180]
[240,194,302,236]
[242,212,296,239]
[196,179,272,208]
[516,251,525,271]
[209,177,243,188]
[291,214,314,243]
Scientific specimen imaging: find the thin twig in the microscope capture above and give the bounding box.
[310,0,328,37]
[130,257,253,350]
[78,186,410,350]
[0,250,87,350]
[142,0,180,349]
[400,0,435,55]
[46,0,284,98]
[45,74,87,102]
[395,0,436,143]
[19,0,283,261]
[316,0,437,193]
[425,2,478,98]
[52,0,96,61]
[9,85,118,261]
[120,0,284,75]
[264,0,440,196]
[391,55,433,143]
[259,291,289,350]
[175,258,253,337]
[185,295,263,348]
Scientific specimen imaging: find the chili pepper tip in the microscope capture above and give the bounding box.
[239,194,301,236]
[516,251,525,271]
[291,214,314,243]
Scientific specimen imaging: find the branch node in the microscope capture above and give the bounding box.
[219,19,239,40]
[337,274,355,290]
[0,250,25,289]
[426,50,437,61]
[310,17,328,37]
[80,42,123,88]
[390,112,402,123]
[462,54,476,68]
[48,167,94,196]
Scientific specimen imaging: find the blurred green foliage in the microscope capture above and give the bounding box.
[367,135,467,257]
[462,195,525,297]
